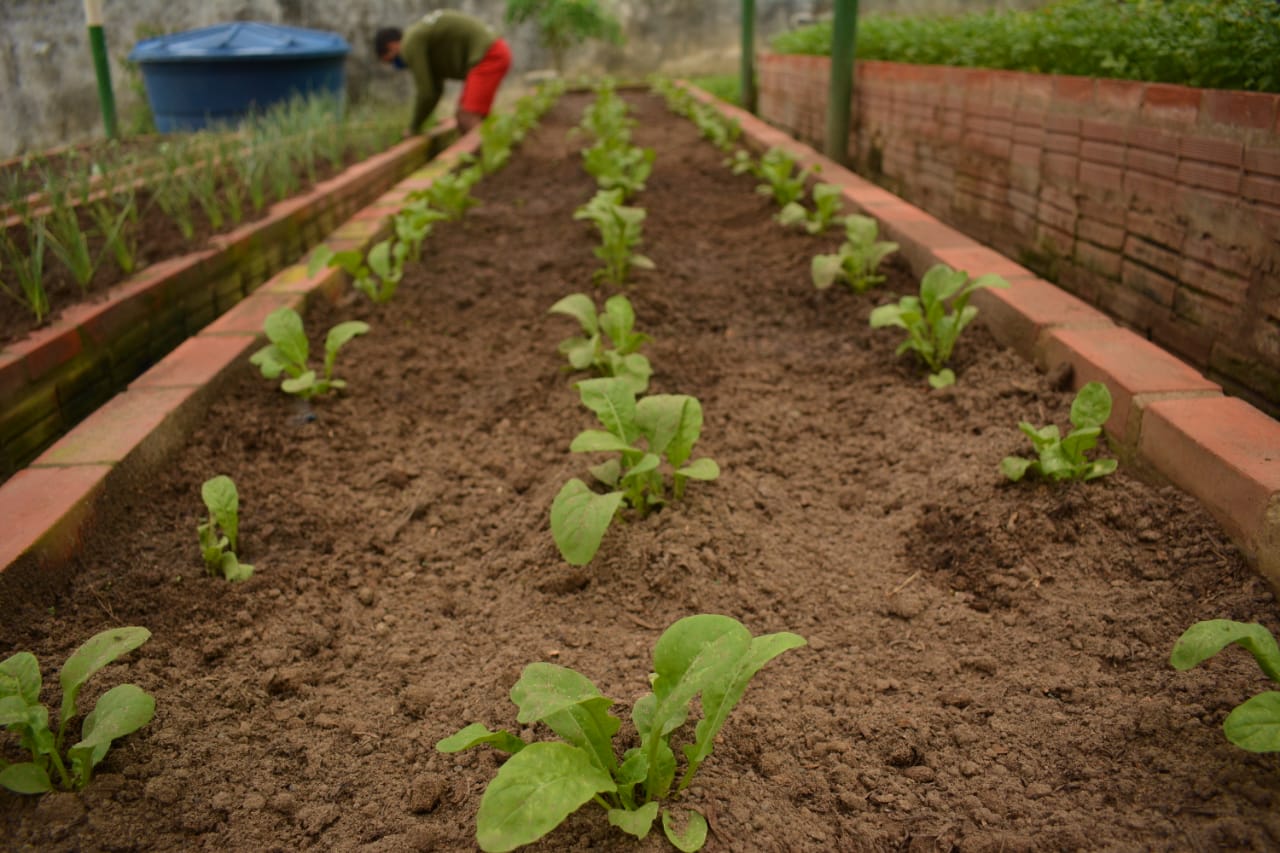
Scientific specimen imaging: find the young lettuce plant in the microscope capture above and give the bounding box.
[551,377,719,566]
[869,263,1008,388]
[438,613,806,853]
[755,147,809,207]
[308,242,405,304]
[1000,381,1118,483]
[1171,620,1280,752]
[0,627,155,794]
[582,139,656,200]
[548,292,652,393]
[198,475,254,582]
[811,214,899,292]
[778,183,845,235]
[249,306,369,400]
[574,189,654,286]
[417,166,482,220]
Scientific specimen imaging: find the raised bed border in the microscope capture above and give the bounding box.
[1,85,1278,607]
[0,123,458,478]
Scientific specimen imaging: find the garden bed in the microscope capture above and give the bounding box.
[3,91,1279,851]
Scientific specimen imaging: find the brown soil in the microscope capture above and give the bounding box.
[3,92,1280,852]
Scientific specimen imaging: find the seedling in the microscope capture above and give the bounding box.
[416,166,481,221]
[582,139,656,200]
[574,189,655,286]
[249,306,369,399]
[690,104,741,152]
[756,148,810,207]
[1001,382,1118,482]
[438,613,805,852]
[869,263,1008,388]
[395,203,448,262]
[39,198,96,292]
[308,242,406,304]
[811,214,899,292]
[1172,620,1280,752]
[552,378,718,565]
[0,627,155,794]
[0,226,50,324]
[197,475,254,582]
[779,183,846,235]
[548,292,652,393]
[725,149,760,177]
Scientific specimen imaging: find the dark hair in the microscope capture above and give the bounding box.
[374,27,402,58]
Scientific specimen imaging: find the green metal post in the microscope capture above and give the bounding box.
[741,0,757,113]
[85,0,119,139]
[825,0,859,164]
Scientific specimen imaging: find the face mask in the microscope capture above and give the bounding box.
[392,55,406,70]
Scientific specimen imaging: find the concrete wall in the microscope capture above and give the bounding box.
[1,0,1036,158]
[758,52,1280,414]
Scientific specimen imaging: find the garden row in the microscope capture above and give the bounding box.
[3,85,1280,850]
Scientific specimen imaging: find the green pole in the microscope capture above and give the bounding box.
[825,0,858,164]
[85,0,118,139]
[741,0,757,113]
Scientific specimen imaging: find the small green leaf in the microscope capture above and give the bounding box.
[201,475,240,552]
[928,369,956,388]
[60,628,150,733]
[609,802,660,839]
[1071,381,1113,430]
[549,293,599,336]
[1000,456,1034,482]
[306,245,334,277]
[662,808,709,852]
[811,254,843,290]
[281,370,317,396]
[1171,620,1280,681]
[777,202,809,228]
[1084,458,1118,480]
[675,458,720,481]
[366,241,393,279]
[221,554,254,583]
[570,430,635,454]
[635,395,702,467]
[599,294,636,344]
[0,652,41,705]
[511,663,620,773]
[68,683,155,787]
[436,722,527,754]
[0,762,53,794]
[324,321,370,364]
[1223,692,1280,752]
[249,344,289,379]
[263,308,308,367]
[474,742,615,853]
[868,303,905,329]
[550,480,625,566]
[576,378,638,443]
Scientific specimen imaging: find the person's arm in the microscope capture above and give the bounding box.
[406,47,440,133]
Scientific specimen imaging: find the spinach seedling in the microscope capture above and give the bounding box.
[582,139,656,200]
[869,264,1008,388]
[725,149,760,178]
[551,378,719,565]
[778,183,845,235]
[1172,620,1280,752]
[249,307,370,400]
[1001,382,1118,482]
[549,292,653,394]
[413,166,481,220]
[811,214,900,292]
[574,189,655,286]
[0,627,155,794]
[438,613,805,852]
[197,475,254,582]
[755,147,810,207]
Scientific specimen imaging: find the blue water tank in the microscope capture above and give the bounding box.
[128,22,350,132]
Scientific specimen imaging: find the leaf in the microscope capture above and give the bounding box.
[281,371,317,396]
[928,369,956,388]
[1070,381,1113,430]
[615,354,652,395]
[68,683,155,787]
[60,628,150,732]
[324,321,370,367]
[631,254,655,271]
[609,802,660,839]
[777,202,809,228]
[919,264,968,305]
[263,307,308,368]
[221,554,254,583]
[675,457,720,482]
[1000,456,1035,482]
[1223,692,1280,752]
[1171,620,1280,682]
[249,344,288,379]
[0,652,41,705]
[474,742,615,853]
[548,293,599,336]
[366,240,393,279]
[662,808,709,852]
[550,480,625,566]
[569,430,635,454]
[576,378,638,443]
[0,762,53,795]
[306,245,334,277]
[589,459,621,488]
[811,254,843,290]
[599,294,636,344]
[560,336,598,371]
[868,303,906,329]
[510,663,620,773]
[1084,458,1118,480]
[635,395,702,467]
[200,475,240,552]
[436,722,527,754]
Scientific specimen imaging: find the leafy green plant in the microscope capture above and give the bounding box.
[308,241,407,304]
[438,613,805,852]
[778,183,845,235]
[249,306,369,399]
[756,148,809,207]
[869,264,1008,388]
[725,149,760,178]
[582,139,655,200]
[552,377,719,565]
[39,198,97,293]
[1000,382,1118,482]
[395,203,448,262]
[548,292,652,393]
[689,104,741,152]
[811,214,899,292]
[505,0,623,73]
[574,189,654,286]
[415,167,481,221]
[89,193,139,276]
[0,226,50,324]
[0,627,155,794]
[1172,620,1280,751]
[197,475,254,582]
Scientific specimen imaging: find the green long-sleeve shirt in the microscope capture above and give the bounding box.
[402,11,497,132]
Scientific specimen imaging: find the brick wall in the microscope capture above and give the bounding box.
[758,53,1280,413]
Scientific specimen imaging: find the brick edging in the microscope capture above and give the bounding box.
[0,125,483,596]
[678,82,1280,587]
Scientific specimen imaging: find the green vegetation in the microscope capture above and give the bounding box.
[549,292,652,393]
[505,0,623,73]
[1172,620,1280,752]
[0,627,155,794]
[771,0,1280,93]
[198,475,254,582]
[438,614,805,851]
[755,148,810,208]
[779,182,845,235]
[811,214,899,292]
[574,189,654,286]
[686,74,741,106]
[1001,381,1118,482]
[249,307,369,400]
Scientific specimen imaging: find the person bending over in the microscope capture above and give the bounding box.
[376,10,512,135]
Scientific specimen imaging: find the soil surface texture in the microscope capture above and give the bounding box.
[3,92,1280,852]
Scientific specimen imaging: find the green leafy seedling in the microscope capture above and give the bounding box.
[574,189,655,286]
[1172,620,1280,752]
[551,378,719,565]
[725,149,760,177]
[1001,382,1118,482]
[0,627,155,794]
[438,614,805,852]
[811,214,899,292]
[582,139,656,200]
[197,475,254,582]
[548,292,652,393]
[755,147,810,207]
[869,263,1008,388]
[778,183,845,234]
[249,307,369,400]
